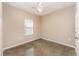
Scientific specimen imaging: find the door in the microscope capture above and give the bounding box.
[75,2,79,56]
[0,2,2,56]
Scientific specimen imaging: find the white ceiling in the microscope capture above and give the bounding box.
[5,2,75,16]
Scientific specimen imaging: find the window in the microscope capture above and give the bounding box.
[24,19,33,35]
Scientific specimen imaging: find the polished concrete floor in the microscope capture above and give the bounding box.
[3,39,76,56]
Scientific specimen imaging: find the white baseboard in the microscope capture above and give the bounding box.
[41,37,76,48]
[3,37,76,51]
[3,38,39,51]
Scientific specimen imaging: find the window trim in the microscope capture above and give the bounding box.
[24,19,33,36]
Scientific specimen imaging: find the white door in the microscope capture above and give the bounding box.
[0,2,2,56]
[75,2,79,56]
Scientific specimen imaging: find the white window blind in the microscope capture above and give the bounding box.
[24,19,33,35]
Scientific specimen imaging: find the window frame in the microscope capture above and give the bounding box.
[24,18,33,36]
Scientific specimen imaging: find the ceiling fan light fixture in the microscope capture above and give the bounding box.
[38,8,42,12]
[37,2,43,13]
[37,7,43,12]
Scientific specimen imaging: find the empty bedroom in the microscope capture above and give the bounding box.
[2,2,76,56]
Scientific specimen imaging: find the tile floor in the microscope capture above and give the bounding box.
[3,39,76,56]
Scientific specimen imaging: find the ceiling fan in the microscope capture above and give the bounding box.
[32,2,44,13]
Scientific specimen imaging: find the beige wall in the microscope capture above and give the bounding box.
[3,3,75,49]
[3,4,40,49]
[0,3,2,55]
[41,6,75,47]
